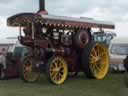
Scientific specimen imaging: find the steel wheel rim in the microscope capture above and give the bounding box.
[23,59,39,82]
[89,43,109,79]
[49,57,68,85]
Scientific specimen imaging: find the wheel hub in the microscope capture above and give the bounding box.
[95,57,100,62]
[53,68,60,72]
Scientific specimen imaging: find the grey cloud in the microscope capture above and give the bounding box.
[0,0,128,22]
[0,0,128,38]
[0,0,16,4]
[0,0,38,17]
[46,0,91,15]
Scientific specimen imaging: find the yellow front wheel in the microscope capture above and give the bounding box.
[46,56,68,85]
[82,42,109,79]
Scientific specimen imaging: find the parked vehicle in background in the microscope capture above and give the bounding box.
[109,38,128,72]
[0,39,28,79]
[93,31,116,47]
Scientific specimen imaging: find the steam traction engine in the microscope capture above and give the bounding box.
[7,0,115,85]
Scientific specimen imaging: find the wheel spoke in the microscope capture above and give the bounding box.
[92,48,97,57]
[50,71,55,77]
[50,67,58,78]
[58,61,62,68]
[91,64,97,74]
[90,55,97,64]
[100,62,105,69]
[54,62,58,68]
[58,73,62,81]
[90,54,97,60]
[95,64,101,72]
[59,74,62,80]
[95,46,101,56]
[53,72,58,80]
[90,60,96,64]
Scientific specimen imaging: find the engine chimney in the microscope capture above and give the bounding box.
[38,0,48,14]
[39,0,45,11]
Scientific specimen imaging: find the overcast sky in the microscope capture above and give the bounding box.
[0,0,128,38]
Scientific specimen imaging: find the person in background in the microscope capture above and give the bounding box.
[124,55,128,72]
[123,55,128,88]
[0,48,6,79]
[0,52,3,67]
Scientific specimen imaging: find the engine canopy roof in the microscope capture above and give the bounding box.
[7,13,115,29]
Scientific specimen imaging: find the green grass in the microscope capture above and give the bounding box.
[0,73,125,96]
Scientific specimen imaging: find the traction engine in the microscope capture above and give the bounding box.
[7,0,115,85]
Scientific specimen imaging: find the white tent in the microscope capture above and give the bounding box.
[0,37,23,53]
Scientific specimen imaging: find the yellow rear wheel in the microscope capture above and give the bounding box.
[46,56,68,85]
[82,42,109,79]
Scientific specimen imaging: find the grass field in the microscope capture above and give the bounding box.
[0,73,126,96]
